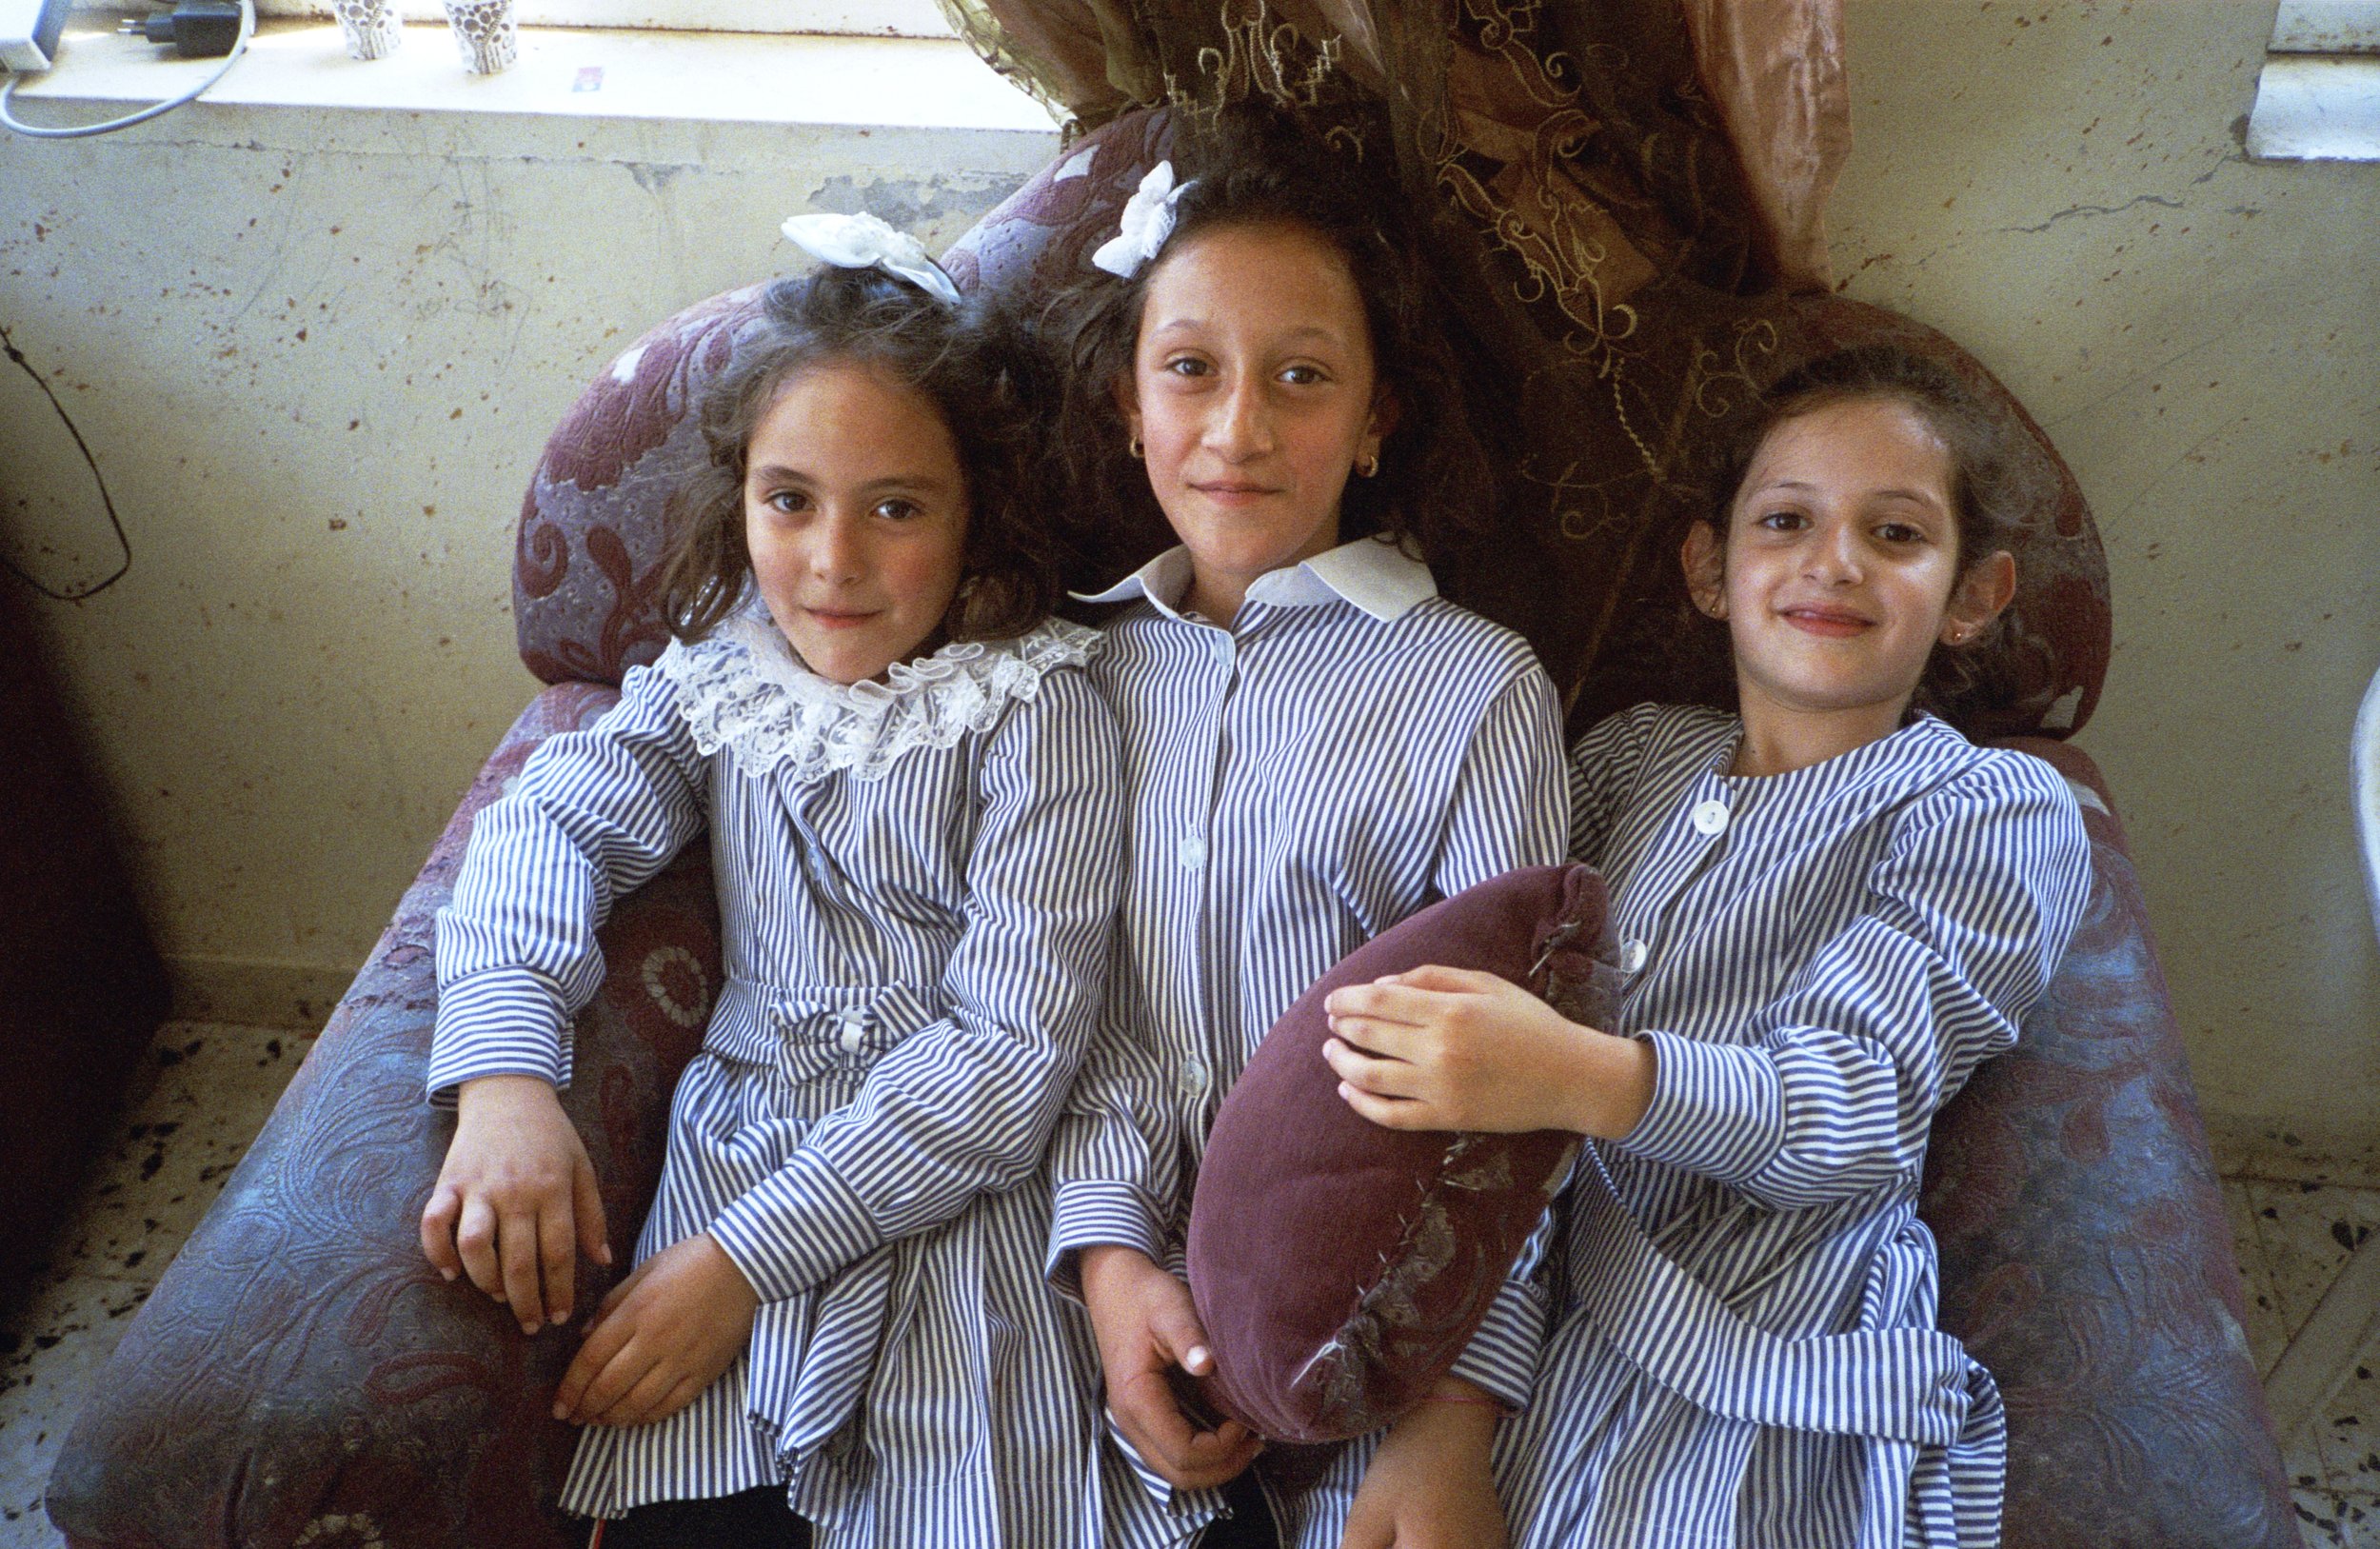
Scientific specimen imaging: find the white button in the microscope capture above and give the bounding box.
[836,1010,865,1055]
[1178,835,1207,869]
[1209,634,1233,665]
[1180,1061,1209,1096]
[1617,939,1648,974]
[1690,799,1730,837]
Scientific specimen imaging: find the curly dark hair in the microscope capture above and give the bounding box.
[1036,102,1496,589]
[658,265,1062,645]
[1688,344,2051,726]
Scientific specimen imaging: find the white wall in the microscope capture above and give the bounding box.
[1827,0,2380,1149]
[0,86,1054,1019]
[3,2,2373,1145]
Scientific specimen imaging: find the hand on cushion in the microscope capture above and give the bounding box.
[552,1233,759,1428]
[1339,1379,1509,1549]
[1080,1244,1263,1489]
[1323,965,1656,1140]
[421,1074,612,1334]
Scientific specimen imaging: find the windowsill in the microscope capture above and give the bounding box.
[2246,56,2380,161]
[8,14,1060,133]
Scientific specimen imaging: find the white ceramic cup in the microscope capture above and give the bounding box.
[331,0,401,59]
[440,0,517,73]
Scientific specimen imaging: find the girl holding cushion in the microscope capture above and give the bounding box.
[1322,347,2093,1547]
[420,219,1125,1547]
[1042,108,1568,1548]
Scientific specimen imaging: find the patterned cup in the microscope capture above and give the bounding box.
[330,0,401,59]
[440,0,516,73]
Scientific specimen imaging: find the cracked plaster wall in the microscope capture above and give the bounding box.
[0,0,2373,1144]
[0,107,1048,1018]
[1829,0,2379,1147]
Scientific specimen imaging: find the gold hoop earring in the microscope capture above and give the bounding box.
[1358,452,1380,478]
[1128,436,1144,461]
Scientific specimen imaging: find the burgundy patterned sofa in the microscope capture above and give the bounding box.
[46,109,2299,1549]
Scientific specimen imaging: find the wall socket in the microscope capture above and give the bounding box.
[2,0,75,71]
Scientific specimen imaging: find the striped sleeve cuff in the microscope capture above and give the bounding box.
[708,1147,886,1303]
[1616,1028,1785,1187]
[1046,1181,1169,1301]
[426,970,574,1104]
[1444,1274,1545,1410]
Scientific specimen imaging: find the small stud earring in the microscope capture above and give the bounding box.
[1358,452,1380,478]
[1128,436,1144,461]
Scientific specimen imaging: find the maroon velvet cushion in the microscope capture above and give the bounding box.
[1185,864,1620,1443]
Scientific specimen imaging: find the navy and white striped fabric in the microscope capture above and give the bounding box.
[428,615,1126,1546]
[1045,537,1570,1549]
[1496,702,2092,1549]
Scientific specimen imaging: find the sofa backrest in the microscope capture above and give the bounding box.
[513,106,2109,739]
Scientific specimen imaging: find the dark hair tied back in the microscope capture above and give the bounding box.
[660,262,1061,646]
[1041,101,1496,589]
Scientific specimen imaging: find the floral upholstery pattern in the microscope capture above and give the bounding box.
[514,288,760,688]
[1925,740,2299,1548]
[49,684,716,1549]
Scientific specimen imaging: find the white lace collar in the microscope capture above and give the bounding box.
[653,606,1100,784]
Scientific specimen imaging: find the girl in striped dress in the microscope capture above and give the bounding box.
[419,219,1123,1548]
[1321,347,2094,1548]
[1039,109,1569,1549]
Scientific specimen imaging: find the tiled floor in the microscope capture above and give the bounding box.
[2,1023,2376,1546]
[0,1023,314,1546]
[2223,1138,2380,1546]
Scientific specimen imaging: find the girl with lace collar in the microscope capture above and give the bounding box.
[420,227,1125,1548]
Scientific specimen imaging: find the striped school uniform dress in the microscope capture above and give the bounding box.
[1497,703,2092,1549]
[427,607,1125,1547]
[1045,537,1571,1549]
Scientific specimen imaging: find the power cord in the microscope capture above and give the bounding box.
[0,322,132,600]
[0,0,254,139]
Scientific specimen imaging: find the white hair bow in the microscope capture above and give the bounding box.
[779,212,962,307]
[1090,162,1195,279]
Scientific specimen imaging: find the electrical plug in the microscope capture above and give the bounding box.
[117,0,242,57]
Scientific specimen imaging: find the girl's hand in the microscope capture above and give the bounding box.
[1322,965,1655,1138]
[1339,1380,1508,1549]
[1078,1244,1262,1490]
[421,1075,610,1333]
[552,1233,759,1428]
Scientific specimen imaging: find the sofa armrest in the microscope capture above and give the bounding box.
[48,681,721,1549]
[1923,739,2297,1549]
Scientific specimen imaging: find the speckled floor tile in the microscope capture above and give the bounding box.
[2213,1118,2380,1192]
[0,1272,149,1547]
[2236,1175,2380,1501]
[27,1023,314,1297]
[2294,1486,2380,1547]
[2289,1393,2339,1492]
[2244,1179,2380,1341]
[2321,1355,2380,1499]
[2230,1177,2297,1378]
[0,1021,310,1549]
